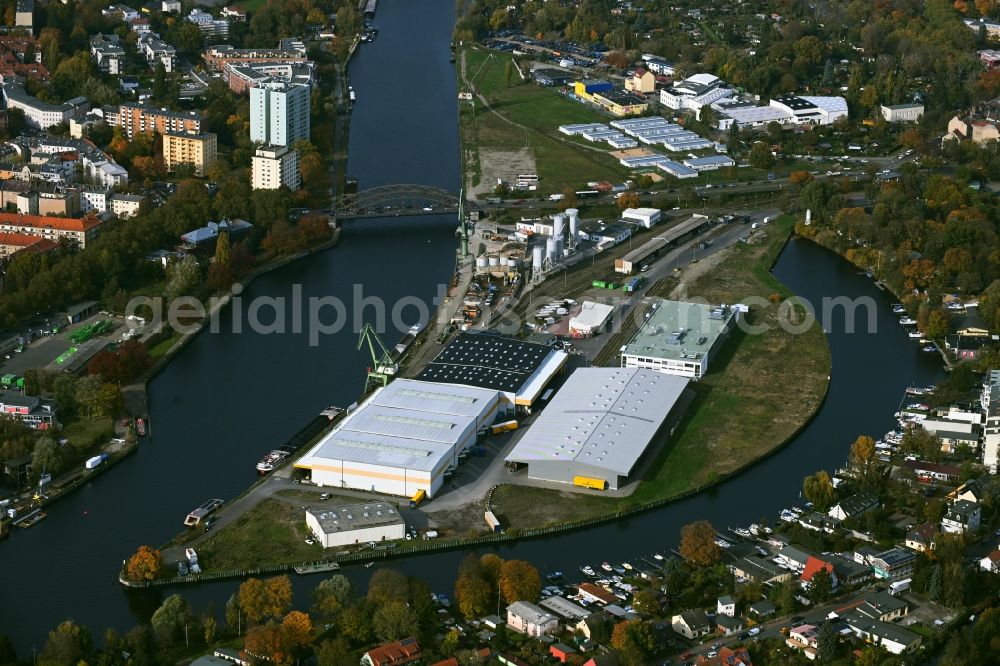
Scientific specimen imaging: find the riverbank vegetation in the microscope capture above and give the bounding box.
[492,215,831,527]
[196,499,321,572]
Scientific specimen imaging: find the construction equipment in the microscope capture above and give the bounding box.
[357,323,398,390]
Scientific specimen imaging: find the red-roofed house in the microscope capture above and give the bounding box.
[577,582,617,605]
[625,67,656,93]
[361,637,421,666]
[800,556,837,590]
[0,232,57,257]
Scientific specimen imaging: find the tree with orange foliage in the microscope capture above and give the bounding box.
[499,559,541,604]
[244,622,284,664]
[679,521,721,567]
[125,545,163,581]
[616,191,640,210]
[789,170,813,187]
[239,576,293,625]
[280,611,313,656]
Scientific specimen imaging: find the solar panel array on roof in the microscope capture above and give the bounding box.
[417,332,553,394]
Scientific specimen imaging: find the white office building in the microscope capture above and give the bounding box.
[250,81,311,147]
[880,103,924,123]
[251,145,301,190]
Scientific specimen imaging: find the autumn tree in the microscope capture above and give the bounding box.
[802,471,837,512]
[454,554,495,619]
[499,559,541,604]
[367,568,409,607]
[312,574,353,619]
[279,610,313,657]
[126,545,163,581]
[789,170,813,187]
[372,600,418,642]
[239,576,293,625]
[610,620,656,665]
[616,191,640,210]
[679,520,721,567]
[849,435,882,489]
[244,622,284,664]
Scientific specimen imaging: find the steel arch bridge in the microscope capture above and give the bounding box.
[332,184,462,218]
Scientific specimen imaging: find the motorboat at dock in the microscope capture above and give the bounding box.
[184,499,224,527]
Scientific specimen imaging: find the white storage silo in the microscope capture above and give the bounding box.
[532,244,544,269]
[489,255,501,267]
[566,208,579,245]
[476,255,488,269]
[546,236,558,262]
[553,213,566,240]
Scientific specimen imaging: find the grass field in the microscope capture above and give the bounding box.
[196,498,322,571]
[492,217,831,528]
[61,416,115,451]
[460,46,629,195]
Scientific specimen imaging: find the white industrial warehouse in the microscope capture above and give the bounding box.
[417,332,568,414]
[296,378,501,498]
[305,501,405,548]
[505,367,689,490]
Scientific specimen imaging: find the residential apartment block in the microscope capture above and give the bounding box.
[0,212,101,249]
[250,81,310,147]
[116,103,203,139]
[162,131,217,176]
[251,145,300,190]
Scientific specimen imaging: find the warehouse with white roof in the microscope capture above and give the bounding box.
[505,367,689,490]
[296,378,501,498]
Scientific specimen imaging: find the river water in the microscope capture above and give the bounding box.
[0,0,944,653]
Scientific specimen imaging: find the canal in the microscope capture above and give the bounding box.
[0,0,945,653]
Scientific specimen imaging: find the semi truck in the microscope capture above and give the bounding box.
[409,489,426,508]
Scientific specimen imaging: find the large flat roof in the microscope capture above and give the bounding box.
[417,332,567,397]
[307,501,404,534]
[297,379,498,472]
[623,299,736,363]
[505,367,688,476]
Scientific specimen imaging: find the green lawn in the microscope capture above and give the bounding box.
[61,416,115,452]
[492,216,832,528]
[196,498,323,572]
[461,46,630,193]
[147,334,180,359]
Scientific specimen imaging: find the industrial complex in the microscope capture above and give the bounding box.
[416,332,568,415]
[621,299,741,379]
[505,367,689,490]
[295,378,502,498]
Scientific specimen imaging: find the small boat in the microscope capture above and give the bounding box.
[580,565,596,577]
[256,450,290,474]
[136,418,146,436]
[294,562,341,575]
[15,509,46,528]
[899,317,917,326]
[365,562,375,568]
[621,562,633,571]
[923,345,938,353]
[184,499,224,527]
[714,537,731,549]
[908,331,924,339]
[546,571,563,581]
[600,562,613,572]
[892,304,905,314]
[653,553,664,561]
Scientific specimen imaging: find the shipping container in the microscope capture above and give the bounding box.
[485,510,502,533]
[592,280,607,288]
[573,475,608,490]
[491,420,518,435]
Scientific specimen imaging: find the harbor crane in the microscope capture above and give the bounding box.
[357,323,398,390]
